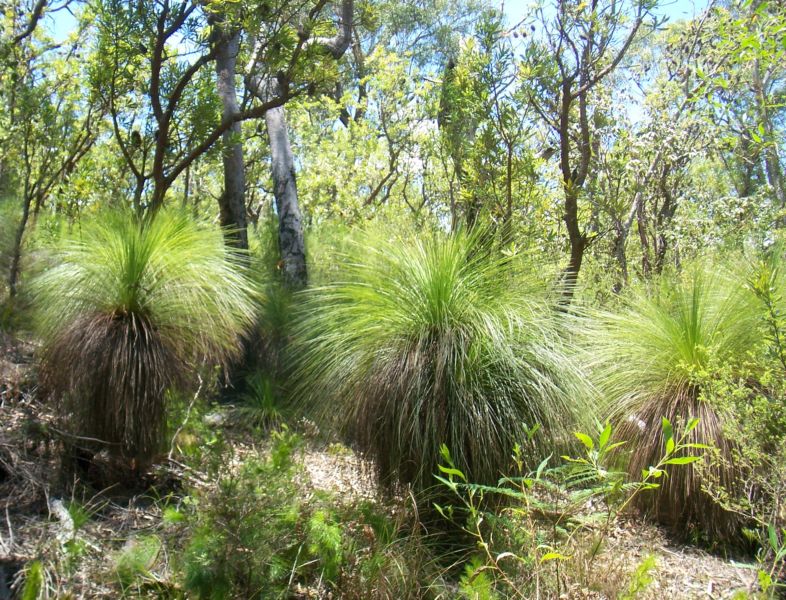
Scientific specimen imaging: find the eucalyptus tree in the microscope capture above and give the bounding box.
[288,48,439,224]
[255,0,486,251]
[520,0,657,297]
[599,9,735,285]
[210,0,352,257]
[437,11,541,235]
[245,0,353,288]
[700,0,785,220]
[244,0,482,286]
[90,0,318,219]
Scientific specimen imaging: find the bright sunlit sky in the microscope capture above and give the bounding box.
[501,0,711,24]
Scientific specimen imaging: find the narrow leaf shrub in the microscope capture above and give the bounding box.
[589,264,760,541]
[181,431,447,599]
[31,210,257,464]
[292,229,592,494]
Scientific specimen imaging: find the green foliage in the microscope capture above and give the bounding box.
[113,534,162,589]
[0,202,17,288]
[181,448,302,599]
[699,249,786,582]
[179,428,439,599]
[31,210,258,464]
[163,506,186,526]
[293,228,592,494]
[66,500,93,531]
[459,556,498,600]
[435,420,703,598]
[236,371,283,431]
[306,509,344,583]
[21,560,44,600]
[619,554,657,600]
[589,262,760,541]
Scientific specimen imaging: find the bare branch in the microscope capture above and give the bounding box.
[13,0,48,43]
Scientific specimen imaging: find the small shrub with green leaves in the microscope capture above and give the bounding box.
[235,371,283,431]
[293,228,593,494]
[113,535,162,590]
[434,419,704,598]
[180,428,442,599]
[31,210,257,466]
[181,430,306,599]
[588,263,760,542]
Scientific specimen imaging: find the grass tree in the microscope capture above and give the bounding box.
[589,264,760,541]
[293,229,592,495]
[32,211,257,467]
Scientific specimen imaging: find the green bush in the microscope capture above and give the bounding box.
[113,534,162,589]
[31,210,258,465]
[433,420,702,598]
[181,435,304,599]
[235,371,283,431]
[701,251,786,577]
[180,429,440,599]
[292,228,593,495]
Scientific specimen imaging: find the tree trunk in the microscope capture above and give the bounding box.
[611,220,628,294]
[558,80,588,300]
[562,190,587,295]
[266,106,307,288]
[654,167,677,274]
[8,193,33,297]
[244,0,352,286]
[213,25,248,250]
[752,57,785,219]
[637,195,652,278]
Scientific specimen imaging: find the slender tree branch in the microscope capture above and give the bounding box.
[13,0,48,43]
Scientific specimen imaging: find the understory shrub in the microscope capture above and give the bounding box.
[434,419,703,598]
[31,210,257,466]
[700,253,786,583]
[589,263,761,542]
[293,228,593,495]
[180,429,443,599]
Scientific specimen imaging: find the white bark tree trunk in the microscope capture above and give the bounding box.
[213,24,248,250]
[266,105,308,287]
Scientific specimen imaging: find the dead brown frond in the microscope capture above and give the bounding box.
[616,389,742,543]
[40,312,186,465]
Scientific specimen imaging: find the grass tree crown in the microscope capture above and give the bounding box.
[588,263,761,542]
[32,210,259,464]
[293,228,594,494]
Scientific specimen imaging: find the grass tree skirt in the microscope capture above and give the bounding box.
[615,391,743,543]
[590,264,759,545]
[292,228,594,496]
[40,311,183,463]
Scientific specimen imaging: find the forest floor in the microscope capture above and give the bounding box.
[0,331,760,599]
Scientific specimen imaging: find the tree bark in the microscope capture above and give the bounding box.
[266,105,307,288]
[8,194,32,298]
[637,193,652,278]
[213,24,248,250]
[558,79,588,297]
[245,0,353,287]
[611,220,628,293]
